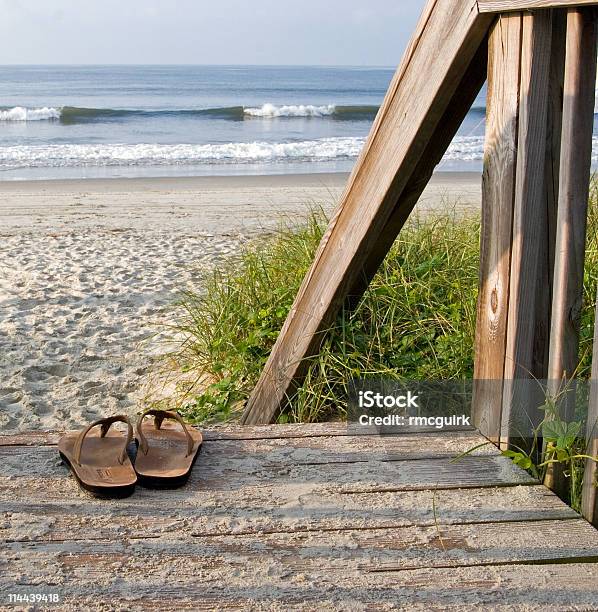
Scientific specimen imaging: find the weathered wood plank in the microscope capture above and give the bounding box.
[162,430,497,464]
[0,454,537,502]
[347,35,488,299]
[501,10,556,450]
[0,421,475,446]
[544,9,567,286]
[546,8,598,500]
[584,312,598,526]
[0,485,575,542]
[478,0,598,13]
[0,431,550,544]
[242,0,494,423]
[0,431,496,482]
[3,520,598,585]
[473,13,523,443]
[1,423,595,609]
[548,7,596,391]
[4,563,598,611]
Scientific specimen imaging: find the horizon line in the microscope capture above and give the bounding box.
[0,63,396,69]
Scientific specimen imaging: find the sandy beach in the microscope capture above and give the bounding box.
[0,171,481,433]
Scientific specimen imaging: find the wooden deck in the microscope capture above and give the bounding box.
[2,423,598,610]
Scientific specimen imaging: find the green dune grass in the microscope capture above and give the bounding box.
[172,179,598,427]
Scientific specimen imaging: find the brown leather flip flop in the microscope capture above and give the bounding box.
[134,409,203,488]
[58,415,137,498]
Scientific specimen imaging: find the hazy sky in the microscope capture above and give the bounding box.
[0,0,426,65]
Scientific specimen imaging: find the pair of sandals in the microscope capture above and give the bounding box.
[58,409,203,497]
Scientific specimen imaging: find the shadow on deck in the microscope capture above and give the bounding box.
[1,423,598,609]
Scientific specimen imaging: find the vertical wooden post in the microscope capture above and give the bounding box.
[473,13,523,444]
[544,10,567,287]
[501,10,557,451]
[546,7,598,500]
[548,7,597,395]
[583,299,598,527]
[474,11,565,448]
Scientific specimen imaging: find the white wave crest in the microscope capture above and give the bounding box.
[243,103,336,118]
[0,138,365,169]
[11,134,597,170]
[0,106,61,121]
[443,136,485,162]
[442,135,598,165]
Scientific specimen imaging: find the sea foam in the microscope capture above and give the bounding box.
[3,135,595,170]
[443,135,598,163]
[0,138,366,169]
[244,104,337,118]
[0,106,61,121]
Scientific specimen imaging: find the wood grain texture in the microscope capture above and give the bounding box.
[3,564,598,610]
[0,451,537,495]
[478,0,598,12]
[0,421,474,446]
[242,0,493,424]
[544,9,567,292]
[584,305,598,526]
[4,520,598,575]
[2,426,596,609]
[546,7,597,499]
[1,485,575,543]
[348,38,488,300]
[501,10,556,449]
[548,7,595,386]
[473,14,523,443]
[0,430,496,469]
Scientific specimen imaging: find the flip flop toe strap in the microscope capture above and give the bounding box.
[72,415,134,466]
[137,409,195,457]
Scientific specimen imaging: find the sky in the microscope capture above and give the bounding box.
[0,0,426,66]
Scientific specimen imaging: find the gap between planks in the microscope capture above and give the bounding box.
[368,555,598,573]
[0,423,476,446]
[5,519,598,574]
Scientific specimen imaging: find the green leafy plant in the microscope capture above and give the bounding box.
[460,385,598,511]
[182,377,244,423]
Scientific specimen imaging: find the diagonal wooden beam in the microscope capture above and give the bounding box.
[347,40,489,303]
[242,0,494,424]
[478,0,598,13]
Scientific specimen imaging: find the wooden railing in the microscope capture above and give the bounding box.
[241,0,598,527]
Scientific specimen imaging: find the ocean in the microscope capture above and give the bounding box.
[0,64,593,181]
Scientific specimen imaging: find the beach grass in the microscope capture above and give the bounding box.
[172,179,598,426]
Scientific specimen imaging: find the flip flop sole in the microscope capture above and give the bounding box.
[58,430,137,498]
[59,451,137,498]
[134,423,203,488]
[134,444,202,489]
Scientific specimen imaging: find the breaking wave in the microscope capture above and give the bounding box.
[0,104,379,124]
[0,138,366,169]
[0,106,61,121]
[444,136,598,163]
[5,135,595,171]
